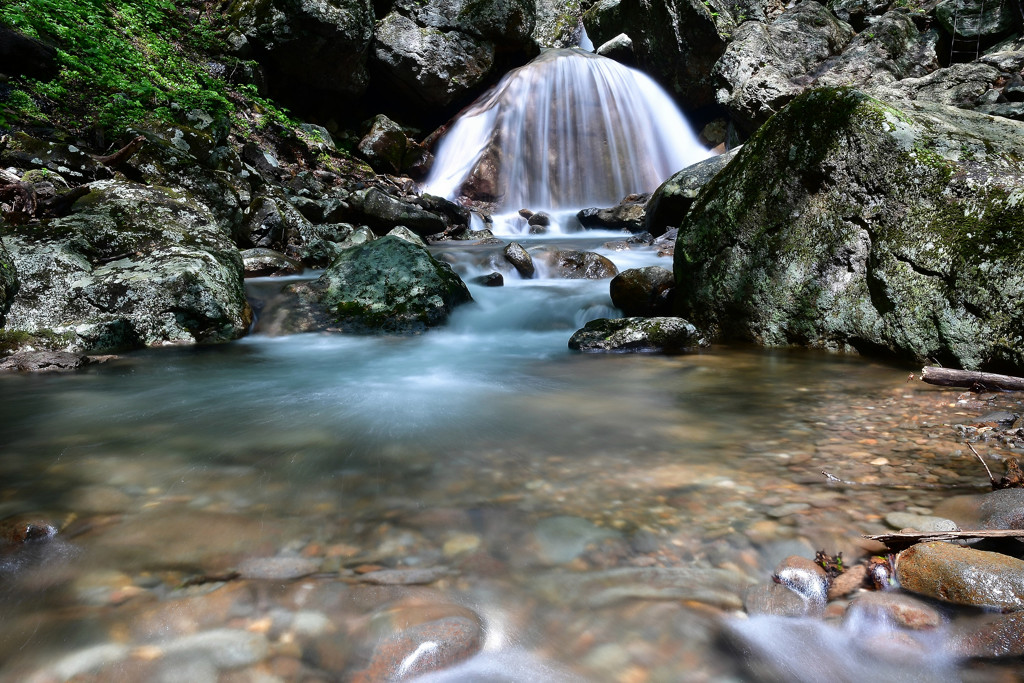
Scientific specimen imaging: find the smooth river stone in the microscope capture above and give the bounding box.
[237,556,320,580]
[351,616,482,682]
[884,512,959,532]
[534,566,755,609]
[846,591,942,630]
[896,541,1024,610]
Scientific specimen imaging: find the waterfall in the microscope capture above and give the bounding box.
[421,48,710,234]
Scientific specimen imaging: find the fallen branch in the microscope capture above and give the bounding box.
[821,470,989,491]
[94,135,145,167]
[865,528,1024,551]
[921,366,1024,392]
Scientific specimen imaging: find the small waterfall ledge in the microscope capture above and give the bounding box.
[421,49,711,234]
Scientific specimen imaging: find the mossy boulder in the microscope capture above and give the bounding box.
[674,87,1024,371]
[568,317,706,353]
[0,239,16,326]
[0,181,252,353]
[272,236,472,334]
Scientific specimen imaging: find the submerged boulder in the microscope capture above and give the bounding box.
[271,236,472,334]
[674,87,1024,371]
[1,181,252,353]
[568,317,706,353]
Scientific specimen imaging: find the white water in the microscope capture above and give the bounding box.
[421,49,710,234]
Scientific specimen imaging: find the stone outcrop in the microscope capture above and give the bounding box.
[1,181,252,353]
[674,87,1024,371]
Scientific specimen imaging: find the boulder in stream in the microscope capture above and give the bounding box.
[568,317,706,353]
[674,87,1024,371]
[609,266,675,317]
[269,235,472,334]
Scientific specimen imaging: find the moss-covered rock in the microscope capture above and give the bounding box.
[568,317,706,353]
[271,235,472,334]
[674,87,1024,371]
[0,239,17,327]
[0,181,252,353]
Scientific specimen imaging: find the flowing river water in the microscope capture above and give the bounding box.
[1,234,1020,681]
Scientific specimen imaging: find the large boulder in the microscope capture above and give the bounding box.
[674,87,1024,371]
[372,12,496,109]
[225,0,375,98]
[0,239,16,326]
[532,0,586,47]
[610,266,675,317]
[583,0,731,108]
[0,181,252,353]
[270,236,472,333]
[712,1,855,133]
[936,0,1019,48]
[392,0,536,44]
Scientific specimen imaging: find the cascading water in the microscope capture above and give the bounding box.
[421,48,710,234]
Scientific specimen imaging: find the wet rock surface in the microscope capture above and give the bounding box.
[896,541,1024,610]
[609,266,675,317]
[569,317,706,353]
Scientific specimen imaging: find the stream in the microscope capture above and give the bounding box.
[0,232,1015,681]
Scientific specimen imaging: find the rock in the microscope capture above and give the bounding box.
[237,556,320,580]
[568,317,706,353]
[885,512,959,532]
[744,581,810,616]
[240,248,303,277]
[372,12,496,109]
[609,266,675,317]
[238,191,311,250]
[531,248,618,279]
[532,0,586,48]
[471,272,504,287]
[225,0,374,99]
[351,616,482,682]
[1,181,252,353]
[952,612,1024,657]
[0,350,90,373]
[867,61,1003,110]
[162,628,270,669]
[596,32,635,64]
[533,516,622,565]
[674,88,1024,371]
[356,187,448,236]
[534,566,755,609]
[977,410,1020,427]
[645,148,740,236]
[895,541,1024,610]
[355,567,452,585]
[712,2,855,133]
[0,238,16,324]
[503,241,535,279]
[527,211,551,228]
[386,225,427,248]
[576,194,648,231]
[583,0,731,109]
[814,10,939,90]
[847,591,942,629]
[772,555,828,613]
[827,563,868,599]
[0,131,112,183]
[978,488,1024,532]
[273,236,472,334]
[358,114,417,175]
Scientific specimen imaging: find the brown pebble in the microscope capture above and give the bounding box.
[827,564,868,599]
[351,616,482,682]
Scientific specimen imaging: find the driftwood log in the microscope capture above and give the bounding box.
[920,366,1024,392]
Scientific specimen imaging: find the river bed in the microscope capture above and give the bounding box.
[0,236,1019,681]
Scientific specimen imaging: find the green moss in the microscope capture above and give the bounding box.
[0,0,294,136]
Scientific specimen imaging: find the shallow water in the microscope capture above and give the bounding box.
[0,237,1020,681]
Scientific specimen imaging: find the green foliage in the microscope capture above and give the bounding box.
[0,0,292,134]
